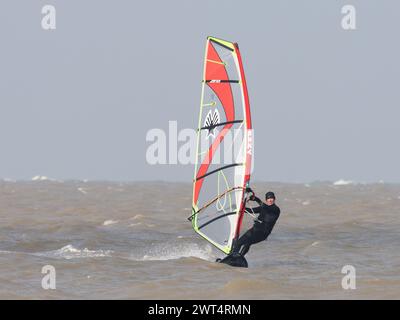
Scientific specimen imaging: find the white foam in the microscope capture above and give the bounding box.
[129,222,142,227]
[31,175,62,182]
[77,187,88,194]
[38,245,113,260]
[103,220,119,226]
[138,243,213,262]
[32,175,48,181]
[333,179,354,186]
[130,214,144,220]
[0,250,13,254]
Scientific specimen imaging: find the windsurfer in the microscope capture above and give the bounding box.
[231,188,281,257]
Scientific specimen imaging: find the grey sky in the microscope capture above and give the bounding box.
[0,1,399,183]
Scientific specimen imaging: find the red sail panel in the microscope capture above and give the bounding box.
[193,124,235,203]
[205,42,234,123]
[193,41,236,204]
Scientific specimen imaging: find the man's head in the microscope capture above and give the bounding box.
[265,191,276,205]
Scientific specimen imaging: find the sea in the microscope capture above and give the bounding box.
[0,178,399,299]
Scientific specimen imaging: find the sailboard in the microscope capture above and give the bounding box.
[189,36,253,257]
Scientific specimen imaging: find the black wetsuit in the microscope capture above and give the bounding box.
[232,196,280,257]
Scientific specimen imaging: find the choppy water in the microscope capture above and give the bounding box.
[0,180,399,299]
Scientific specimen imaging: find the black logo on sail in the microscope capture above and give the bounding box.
[204,110,220,139]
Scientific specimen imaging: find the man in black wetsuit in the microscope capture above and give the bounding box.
[232,189,281,257]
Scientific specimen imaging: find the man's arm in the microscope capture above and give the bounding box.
[245,195,263,213]
[251,195,263,205]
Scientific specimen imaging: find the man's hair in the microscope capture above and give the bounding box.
[265,191,276,200]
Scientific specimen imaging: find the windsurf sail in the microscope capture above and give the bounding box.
[189,36,252,254]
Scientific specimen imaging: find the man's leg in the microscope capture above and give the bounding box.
[232,228,254,254]
[239,244,251,256]
[237,230,267,256]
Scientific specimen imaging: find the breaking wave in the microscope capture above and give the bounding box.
[333,179,354,186]
[35,245,113,260]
